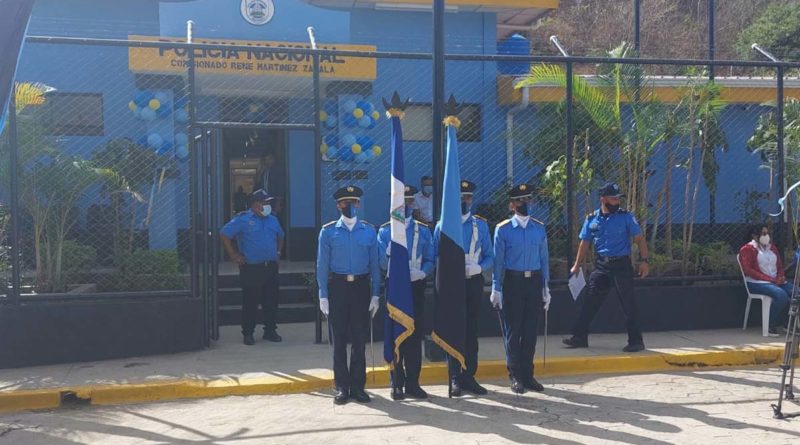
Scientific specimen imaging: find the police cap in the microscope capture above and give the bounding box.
[250,189,274,203]
[333,185,363,201]
[404,185,418,198]
[599,182,626,198]
[508,183,533,199]
[460,180,476,195]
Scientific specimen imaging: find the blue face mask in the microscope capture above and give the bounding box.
[461,201,470,215]
[422,185,433,195]
[262,204,272,217]
[405,206,414,219]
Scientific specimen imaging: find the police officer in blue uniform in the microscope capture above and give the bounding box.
[378,185,435,401]
[317,185,381,405]
[563,182,650,352]
[220,189,285,346]
[434,180,493,396]
[490,184,550,394]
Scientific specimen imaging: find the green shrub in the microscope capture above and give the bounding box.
[106,249,185,291]
[62,240,97,274]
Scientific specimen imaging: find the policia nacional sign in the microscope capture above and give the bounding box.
[128,35,377,80]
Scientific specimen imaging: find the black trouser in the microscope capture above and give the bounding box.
[328,276,370,392]
[448,275,483,380]
[571,257,644,346]
[500,271,543,381]
[239,262,279,336]
[391,279,427,389]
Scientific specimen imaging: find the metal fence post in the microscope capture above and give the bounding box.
[8,89,21,305]
[777,65,786,249]
[565,61,575,267]
[432,0,445,218]
[312,49,323,345]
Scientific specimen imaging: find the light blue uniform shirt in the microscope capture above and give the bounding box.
[433,214,494,273]
[492,216,549,292]
[579,209,642,257]
[377,221,435,276]
[220,210,284,264]
[316,218,381,299]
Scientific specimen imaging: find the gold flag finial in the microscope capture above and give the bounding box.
[443,94,461,128]
[383,91,410,119]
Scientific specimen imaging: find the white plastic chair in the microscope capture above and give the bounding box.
[736,254,772,337]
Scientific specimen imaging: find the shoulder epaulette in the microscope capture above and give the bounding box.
[473,214,487,222]
[619,208,629,214]
[380,221,391,227]
[322,220,336,228]
[236,211,249,216]
[531,217,545,225]
[586,210,597,219]
[496,218,512,228]
[414,219,430,228]
[361,220,374,228]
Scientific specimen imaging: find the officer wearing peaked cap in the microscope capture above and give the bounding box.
[378,185,435,400]
[491,183,550,394]
[433,180,493,397]
[563,182,650,353]
[220,189,285,346]
[317,185,381,405]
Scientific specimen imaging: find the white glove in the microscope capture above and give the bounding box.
[319,298,329,316]
[385,245,391,256]
[410,269,426,282]
[490,290,502,309]
[465,264,482,277]
[369,296,380,318]
[542,286,551,311]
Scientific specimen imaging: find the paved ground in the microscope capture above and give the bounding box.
[0,324,782,392]
[2,368,799,444]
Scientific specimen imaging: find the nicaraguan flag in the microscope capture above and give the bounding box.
[432,124,467,369]
[0,0,35,137]
[383,113,415,367]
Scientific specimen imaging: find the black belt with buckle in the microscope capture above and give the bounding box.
[243,261,278,267]
[597,255,628,263]
[505,269,541,278]
[331,273,369,282]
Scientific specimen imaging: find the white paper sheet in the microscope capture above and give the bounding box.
[568,268,586,301]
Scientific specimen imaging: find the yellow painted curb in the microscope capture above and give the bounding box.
[0,345,792,414]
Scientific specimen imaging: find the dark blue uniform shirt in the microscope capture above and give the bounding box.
[579,209,642,257]
[316,218,381,299]
[220,210,285,264]
[377,221,435,276]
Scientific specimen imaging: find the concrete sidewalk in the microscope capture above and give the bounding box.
[0,323,790,414]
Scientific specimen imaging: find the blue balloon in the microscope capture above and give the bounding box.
[343,114,358,128]
[174,133,188,146]
[358,116,372,128]
[154,92,169,103]
[339,148,354,161]
[156,104,172,118]
[140,107,157,121]
[324,101,338,115]
[363,150,374,163]
[325,146,339,159]
[156,141,173,156]
[342,100,357,113]
[354,152,368,163]
[368,118,376,129]
[356,100,370,112]
[147,133,164,149]
[133,107,143,120]
[325,115,337,128]
[356,135,373,149]
[174,96,188,109]
[174,108,189,124]
[341,133,357,147]
[134,91,154,108]
[137,135,148,146]
[176,144,189,160]
[324,134,338,146]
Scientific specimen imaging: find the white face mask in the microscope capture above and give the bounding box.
[759,234,770,246]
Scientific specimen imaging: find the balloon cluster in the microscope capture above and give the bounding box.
[129,91,172,121]
[321,99,383,163]
[131,91,190,161]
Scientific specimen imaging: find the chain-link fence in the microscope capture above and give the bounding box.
[2,36,799,304]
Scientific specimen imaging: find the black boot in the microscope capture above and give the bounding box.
[449,378,462,397]
[391,386,406,401]
[405,384,429,399]
[351,388,371,403]
[334,388,349,405]
[461,377,488,395]
[243,333,255,346]
[510,377,526,394]
[622,343,645,352]
[524,376,544,392]
[262,330,282,342]
[562,336,588,348]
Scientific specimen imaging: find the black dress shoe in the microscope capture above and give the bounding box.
[562,336,588,348]
[510,378,526,394]
[352,388,371,403]
[461,378,488,395]
[391,387,406,401]
[622,343,645,353]
[524,377,544,392]
[334,388,349,405]
[404,385,428,399]
[243,334,255,346]
[263,330,282,342]
[449,379,462,397]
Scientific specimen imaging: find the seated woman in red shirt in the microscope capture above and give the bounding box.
[738,224,793,336]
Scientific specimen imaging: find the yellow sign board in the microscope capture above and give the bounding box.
[128,35,377,80]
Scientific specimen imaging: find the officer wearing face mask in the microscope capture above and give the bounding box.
[434,180,493,396]
[316,185,381,405]
[563,182,650,353]
[378,185,435,400]
[490,184,549,394]
[220,189,285,346]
